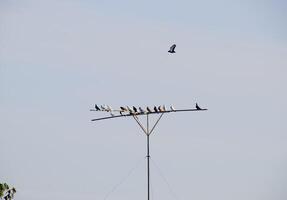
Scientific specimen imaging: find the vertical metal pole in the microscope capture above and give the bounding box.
[147,114,150,200]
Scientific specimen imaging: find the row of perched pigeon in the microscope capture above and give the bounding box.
[92,103,202,116]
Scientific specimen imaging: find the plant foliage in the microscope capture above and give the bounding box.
[0,183,16,200]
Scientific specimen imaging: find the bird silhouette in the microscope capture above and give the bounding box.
[196,103,202,110]
[147,107,152,113]
[107,105,113,112]
[154,106,158,112]
[95,104,101,111]
[139,107,145,114]
[168,44,176,53]
[127,106,133,112]
[100,105,106,111]
[158,106,163,112]
[170,105,175,111]
[126,106,134,114]
[133,106,138,113]
[120,106,127,111]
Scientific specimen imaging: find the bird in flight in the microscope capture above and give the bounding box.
[168,44,176,53]
[196,103,202,110]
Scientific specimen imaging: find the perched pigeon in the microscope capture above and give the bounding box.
[100,105,106,111]
[133,106,138,113]
[139,107,145,114]
[126,106,135,114]
[162,105,166,111]
[120,106,127,111]
[170,105,175,111]
[154,106,158,112]
[158,106,163,112]
[107,105,113,112]
[127,106,133,112]
[95,104,101,111]
[168,44,176,53]
[196,103,202,110]
[147,107,152,113]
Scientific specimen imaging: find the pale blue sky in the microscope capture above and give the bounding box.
[1,1,287,200]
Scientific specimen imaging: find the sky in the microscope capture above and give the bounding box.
[1,0,287,200]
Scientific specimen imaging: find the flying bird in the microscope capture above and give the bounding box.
[133,106,138,113]
[196,103,202,110]
[147,107,152,113]
[154,106,158,112]
[95,104,101,111]
[168,44,176,53]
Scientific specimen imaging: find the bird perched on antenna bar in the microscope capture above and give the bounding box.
[139,107,145,114]
[119,106,126,115]
[158,106,163,112]
[162,105,166,111]
[147,106,152,113]
[127,106,134,114]
[196,103,202,110]
[95,104,101,111]
[133,106,138,113]
[154,106,158,113]
[107,105,113,112]
[100,105,106,111]
[120,106,127,112]
[170,105,175,111]
[168,44,176,53]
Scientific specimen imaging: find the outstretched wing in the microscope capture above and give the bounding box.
[170,44,176,51]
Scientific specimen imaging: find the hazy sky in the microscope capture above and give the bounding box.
[1,1,287,200]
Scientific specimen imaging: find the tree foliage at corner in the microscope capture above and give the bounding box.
[0,183,16,200]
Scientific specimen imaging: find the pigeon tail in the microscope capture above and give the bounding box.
[196,103,202,110]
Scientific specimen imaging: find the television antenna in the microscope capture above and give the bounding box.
[91,104,207,200]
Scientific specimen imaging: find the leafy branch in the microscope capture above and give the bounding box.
[0,183,16,200]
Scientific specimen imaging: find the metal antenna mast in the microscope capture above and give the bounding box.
[146,114,150,200]
[91,105,207,200]
[132,113,164,200]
